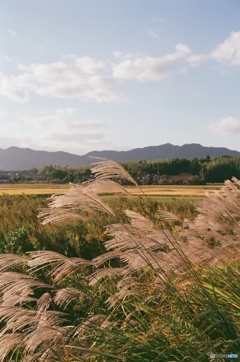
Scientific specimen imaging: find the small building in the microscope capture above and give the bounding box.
[168,173,192,184]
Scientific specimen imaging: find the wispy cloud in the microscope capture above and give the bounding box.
[113,51,142,60]
[0,55,12,63]
[211,31,240,66]
[112,43,191,81]
[9,108,111,153]
[152,17,165,23]
[187,54,208,68]
[9,29,17,37]
[0,57,119,103]
[208,116,240,135]
[0,107,113,152]
[148,29,159,39]
[112,31,240,81]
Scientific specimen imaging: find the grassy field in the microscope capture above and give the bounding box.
[0,167,239,360]
[0,183,222,197]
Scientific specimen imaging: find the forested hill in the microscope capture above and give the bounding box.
[87,143,240,162]
[0,143,240,171]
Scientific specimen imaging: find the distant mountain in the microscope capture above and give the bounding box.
[87,143,240,162]
[0,143,240,171]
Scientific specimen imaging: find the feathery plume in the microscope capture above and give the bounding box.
[0,333,23,362]
[28,250,92,283]
[0,254,26,272]
[90,157,138,186]
[54,287,84,308]
[39,182,115,225]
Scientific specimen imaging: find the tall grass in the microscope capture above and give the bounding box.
[0,159,239,361]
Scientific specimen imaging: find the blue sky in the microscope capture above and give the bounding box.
[0,0,240,154]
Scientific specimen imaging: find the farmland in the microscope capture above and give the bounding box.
[0,182,222,197]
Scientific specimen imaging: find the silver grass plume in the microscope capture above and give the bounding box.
[0,272,51,308]
[90,156,138,186]
[84,178,132,196]
[38,161,239,309]
[0,160,239,360]
[54,287,84,309]
[0,254,27,272]
[39,158,139,225]
[180,177,240,253]
[0,333,23,362]
[89,181,240,307]
[39,182,116,225]
[28,250,92,283]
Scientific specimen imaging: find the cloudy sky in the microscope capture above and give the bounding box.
[0,0,240,154]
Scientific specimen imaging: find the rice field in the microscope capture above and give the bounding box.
[0,183,222,197]
[0,183,69,195]
[125,184,222,197]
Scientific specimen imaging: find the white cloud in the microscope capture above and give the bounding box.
[0,107,114,153]
[0,73,29,102]
[1,31,239,104]
[74,56,106,74]
[0,57,119,103]
[112,43,191,81]
[208,116,240,135]
[112,31,240,82]
[211,31,240,66]
[7,108,110,153]
[187,54,208,68]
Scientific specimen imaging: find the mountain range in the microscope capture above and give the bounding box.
[0,143,240,171]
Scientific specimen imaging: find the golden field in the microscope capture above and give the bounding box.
[0,183,222,197]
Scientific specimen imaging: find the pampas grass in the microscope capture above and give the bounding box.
[0,158,239,361]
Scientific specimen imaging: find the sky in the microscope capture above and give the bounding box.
[0,0,240,155]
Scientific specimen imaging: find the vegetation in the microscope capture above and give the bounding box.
[6,155,240,185]
[0,159,239,361]
[122,156,240,184]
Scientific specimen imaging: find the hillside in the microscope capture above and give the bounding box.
[0,143,240,171]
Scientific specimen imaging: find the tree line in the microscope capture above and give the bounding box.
[12,156,240,184]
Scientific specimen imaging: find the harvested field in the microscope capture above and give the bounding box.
[0,184,69,195]
[0,183,222,197]
[125,184,222,197]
